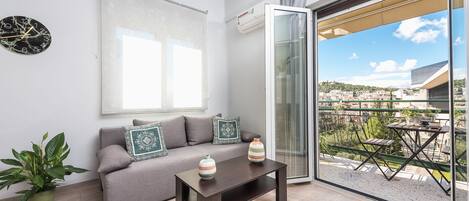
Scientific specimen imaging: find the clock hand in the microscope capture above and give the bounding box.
[21,27,34,39]
[0,34,30,39]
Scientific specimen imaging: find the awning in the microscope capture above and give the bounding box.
[318,0,463,40]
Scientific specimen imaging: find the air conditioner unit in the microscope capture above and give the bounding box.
[236,1,269,34]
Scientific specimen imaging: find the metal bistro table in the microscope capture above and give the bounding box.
[387,122,450,195]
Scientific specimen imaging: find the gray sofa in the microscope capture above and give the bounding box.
[97,116,259,201]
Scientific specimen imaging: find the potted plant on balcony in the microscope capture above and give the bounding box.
[420,108,441,126]
[0,133,87,201]
[454,108,465,127]
[401,107,421,125]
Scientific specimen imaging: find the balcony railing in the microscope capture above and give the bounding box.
[319,99,466,113]
[318,99,467,180]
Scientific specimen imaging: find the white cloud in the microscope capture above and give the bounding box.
[337,73,411,88]
[399,59,418,71]
[454,36,464,46]
[337,59,418,88]
[369,59,417,73]
[394,17,426,39]
[370,60,398,73]
[410,29,440,43]
[348,52,359,60]
[394,17,448,44]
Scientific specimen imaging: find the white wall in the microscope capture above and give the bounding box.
[225,0,323,142]
[225,0,281,140]
[0,0,227,199]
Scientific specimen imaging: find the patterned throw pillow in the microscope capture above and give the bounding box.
[124,123,168,161]
[212,117,241,144]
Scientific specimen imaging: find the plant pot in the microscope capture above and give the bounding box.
[29,190,54,201]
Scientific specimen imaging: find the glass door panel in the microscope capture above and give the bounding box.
[315,0,451,200]
[451,0,467,199]
[266,5,313,182]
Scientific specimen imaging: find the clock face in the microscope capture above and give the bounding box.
[0,16,52,55]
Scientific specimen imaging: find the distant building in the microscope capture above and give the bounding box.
[411,61,449,110]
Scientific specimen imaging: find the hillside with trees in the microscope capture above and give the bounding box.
[319,81,395,93]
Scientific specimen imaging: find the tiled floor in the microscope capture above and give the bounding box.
[0,180,370,201]
[251,182,370,201]
[319,156,465,201]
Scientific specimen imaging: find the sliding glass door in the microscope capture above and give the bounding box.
[264,1,467,198]
[451,0,467,199]
[265,5,313,183]
[308,0,468,200]
[313,0,467,200]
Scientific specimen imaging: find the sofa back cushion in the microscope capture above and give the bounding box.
[185,114,221,145]
[133,116,188,149]
[100,127,127,149]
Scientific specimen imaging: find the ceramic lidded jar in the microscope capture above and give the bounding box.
[198,155,216,180]
[248,138,265,163]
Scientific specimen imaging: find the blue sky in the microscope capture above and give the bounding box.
[318,8,466,88]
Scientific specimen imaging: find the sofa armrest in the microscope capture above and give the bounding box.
[241,131,261,142]
[97,145,132,174]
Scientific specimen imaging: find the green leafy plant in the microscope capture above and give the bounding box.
[401,108,421,122]
[401,108,419,118]
[319,135,334,157]
[0,133,87,201]
[455,109,465,119]
[423,108,440,119]
[333,100,347,114]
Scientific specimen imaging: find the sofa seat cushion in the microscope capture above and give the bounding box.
[102,142,249,201]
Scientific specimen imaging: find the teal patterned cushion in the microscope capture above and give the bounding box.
[124,123,168,161]
[212,117,241,144]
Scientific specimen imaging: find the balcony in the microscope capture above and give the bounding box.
[318,99,467,200]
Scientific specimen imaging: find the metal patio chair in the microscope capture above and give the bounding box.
[350,114,395,180]
[442,125,467,181]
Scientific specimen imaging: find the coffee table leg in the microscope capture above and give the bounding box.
[197,193,221,201]
[276,167,287,201]
[176,177,189,201]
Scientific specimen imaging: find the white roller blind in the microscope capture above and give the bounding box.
[101,0,208,114]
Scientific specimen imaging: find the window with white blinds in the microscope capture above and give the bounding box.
[101,0,207,114]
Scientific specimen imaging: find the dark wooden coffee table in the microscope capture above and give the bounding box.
[175,156,287,201]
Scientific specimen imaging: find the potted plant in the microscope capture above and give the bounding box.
[454,108,465,127]
[401,107,421,124]
[0,132,87,201]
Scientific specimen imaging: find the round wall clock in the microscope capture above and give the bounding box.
[0,16,52,55]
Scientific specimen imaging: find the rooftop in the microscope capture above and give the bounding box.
[411,61,449,89]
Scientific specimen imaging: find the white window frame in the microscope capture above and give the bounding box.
[101,0,208,115]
